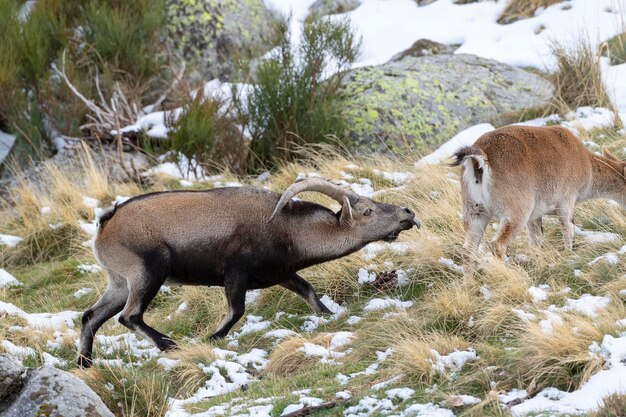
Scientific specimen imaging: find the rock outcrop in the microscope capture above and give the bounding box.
[166,0,277,81]
[0,354,114,417]
[341,54,554,152]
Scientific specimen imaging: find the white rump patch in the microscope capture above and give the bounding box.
[461,155,491,206]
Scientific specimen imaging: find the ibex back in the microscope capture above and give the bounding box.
[451,125,626,272]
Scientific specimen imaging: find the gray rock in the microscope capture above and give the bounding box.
[2,365,114,417]
[0,355,27,411]
[341,54,554,152]
[309,0,362,16]
[166,0,277,80]
[389,39,457,61]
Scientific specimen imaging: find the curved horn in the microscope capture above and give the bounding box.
[269,178,356,222]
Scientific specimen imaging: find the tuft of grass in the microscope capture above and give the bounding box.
[392,331,471,384]
[513,307,623,391]
[263,334,334,377]
[549,37,618,120]
[80,362,171,417]
[594,393,626,417]
[498,0,563,24]
[166,344,217,398]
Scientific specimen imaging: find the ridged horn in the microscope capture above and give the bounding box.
[268,178,356,222]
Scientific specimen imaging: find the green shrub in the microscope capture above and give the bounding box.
[0,0,167,162]
[83,0,165,85]
[168,94,246,175]
[241,15,360,170]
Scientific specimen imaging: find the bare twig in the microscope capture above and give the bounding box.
[280,400,342,417]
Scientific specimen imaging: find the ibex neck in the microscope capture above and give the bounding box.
[586,155,624,201]
[289,212,363,270]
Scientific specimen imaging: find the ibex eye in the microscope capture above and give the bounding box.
[364,208,373,216]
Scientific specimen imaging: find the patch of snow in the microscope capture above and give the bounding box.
[372,169,412,185]
[371,375,402,391]
[430,349,479,376]
[439,257,464,274]
[448,394,481,406]
[386,387,414,401]
[361,241,413,260]
[512,309,537,322]
[82,196,100,208]
[245,289,261,307]
[588,252,619,266]
[417,123,495,167]
[0,269,22,288]
[157,357,180,371]
[1,340,36,360]
[264,329,298,341]
[564,294,611,318]
[364,298,413,311]
[0,301,80,330]
[320,294,347,317]
[0,129,16,165]
[0,234,23,248]
[73,288,94,299]
[575,227,619,244]
[528,286,548,304]
[77,264,102,274]
[358,268,376,284]
[346,316,362,325]
[238,315,272,336]
[499,389,529,405]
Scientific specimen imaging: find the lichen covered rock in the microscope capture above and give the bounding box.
[3,365,114,417]
[309,0,362,16]
[0,354,27,411]
[341,54,553,152]
[166,0,276,80]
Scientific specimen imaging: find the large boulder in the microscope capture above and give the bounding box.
[0,355,114,417]
[0,354,27,410]
[166,0,277,81]
[309,0,362,16]
[341,54,554,152]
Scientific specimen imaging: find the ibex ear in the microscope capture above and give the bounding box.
[339,196,354,227]
[603,147,620,161]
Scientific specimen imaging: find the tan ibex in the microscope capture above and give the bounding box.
[451,125,626,270]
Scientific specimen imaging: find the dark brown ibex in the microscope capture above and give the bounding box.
[78,178,419,367]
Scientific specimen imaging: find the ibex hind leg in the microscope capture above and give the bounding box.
[491,216,528,260]
[527,217,544,248]
[78,270,129,368]
[557,200,576,251]
[462,205,490,279]
[118,263,177,352]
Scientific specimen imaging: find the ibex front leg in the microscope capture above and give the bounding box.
[280,273,331,314]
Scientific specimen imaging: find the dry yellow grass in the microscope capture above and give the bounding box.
[514,305,624,390]
[165,343,217,398]
[392,331,471,384]
[263,333,335,376]
[498,0,563,24]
